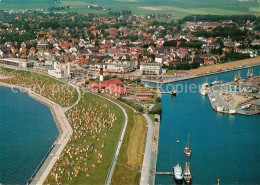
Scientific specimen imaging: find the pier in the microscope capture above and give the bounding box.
[155,172,174,176]
[160,91,173,94]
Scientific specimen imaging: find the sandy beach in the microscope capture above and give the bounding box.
[187,57,260,75]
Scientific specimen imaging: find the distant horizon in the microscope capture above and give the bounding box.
[1,0,260,19]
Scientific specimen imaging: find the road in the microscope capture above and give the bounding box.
[140,114,154,185]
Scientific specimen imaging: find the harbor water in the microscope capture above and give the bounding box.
[0,87,59,184]
[155,66,260,185]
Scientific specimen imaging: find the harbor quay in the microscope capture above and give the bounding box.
[206,75,260,115]
[142,62,260,85]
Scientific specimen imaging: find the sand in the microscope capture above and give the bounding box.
[187,57,260,75]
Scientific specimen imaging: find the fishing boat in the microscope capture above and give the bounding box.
[183,162,192,184]
[174,163,183,183]
[200,78,210,96]
[184,135,191,157]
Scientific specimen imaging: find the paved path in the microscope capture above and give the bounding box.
[63,83,81,112]
[140,114,154,185]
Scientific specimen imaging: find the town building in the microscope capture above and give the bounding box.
[88,78,128,97]
[140,63,162,75]
[136,93,153,101]
[0,58,35,68]
[48,62,71,79]
[107,61,134,73]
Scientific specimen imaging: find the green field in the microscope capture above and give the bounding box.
[0,0,57,10]
[1,0,260,19]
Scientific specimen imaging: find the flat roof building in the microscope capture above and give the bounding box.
[0,58,35,68]
[140,63,162,75]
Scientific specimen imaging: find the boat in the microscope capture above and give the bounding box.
[171,88,177,96]
[234,72,238,82]
[183,162,192,184]
[250,69,254,77]
[234,71,242,82]
[184,135,192,157]
[176,140,180,143]
[211,78,220,85]
[174,163,183,182]
[246,68,250,79]
[200,78,210,96]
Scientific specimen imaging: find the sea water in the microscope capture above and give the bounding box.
[156,66,260,184]
[0,87,59,184]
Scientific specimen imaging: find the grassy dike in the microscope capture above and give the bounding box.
[1,66,147,184]
[110,100,147,185]
[0,67,78,107]
[46,91,125,184]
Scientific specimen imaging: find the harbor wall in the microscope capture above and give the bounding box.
[142,62,260,85]
[149,115,160,185]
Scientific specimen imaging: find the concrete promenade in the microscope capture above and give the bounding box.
[142,62,260,85]
[140,114,154,185]
[0,82,74,185]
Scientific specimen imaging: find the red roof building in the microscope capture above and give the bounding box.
[136,93,153,101]
[88,78,127,97]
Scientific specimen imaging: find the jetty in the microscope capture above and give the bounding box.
[155,172,174,176]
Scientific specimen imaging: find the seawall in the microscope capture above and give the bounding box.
[0,82,73,185]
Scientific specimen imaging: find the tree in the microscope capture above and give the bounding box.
[156,97,161,102]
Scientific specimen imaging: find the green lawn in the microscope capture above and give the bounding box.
[0,67,78,107]
[110,99,147,185]
[46,91,124,184]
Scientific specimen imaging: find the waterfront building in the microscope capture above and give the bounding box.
[48,62,71,79]
[140,63,162,75]
[0,58,35,68]
[107,61,135,74]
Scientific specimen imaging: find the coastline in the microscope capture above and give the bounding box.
[140,114,160,185]
[142,62,260,85]
[144,64,260,184]
[0,82,73,185]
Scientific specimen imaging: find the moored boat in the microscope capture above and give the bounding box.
[200,78,210,96]
[184,135,191,157]
[174,163,183,183]
[183,162,192,184]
